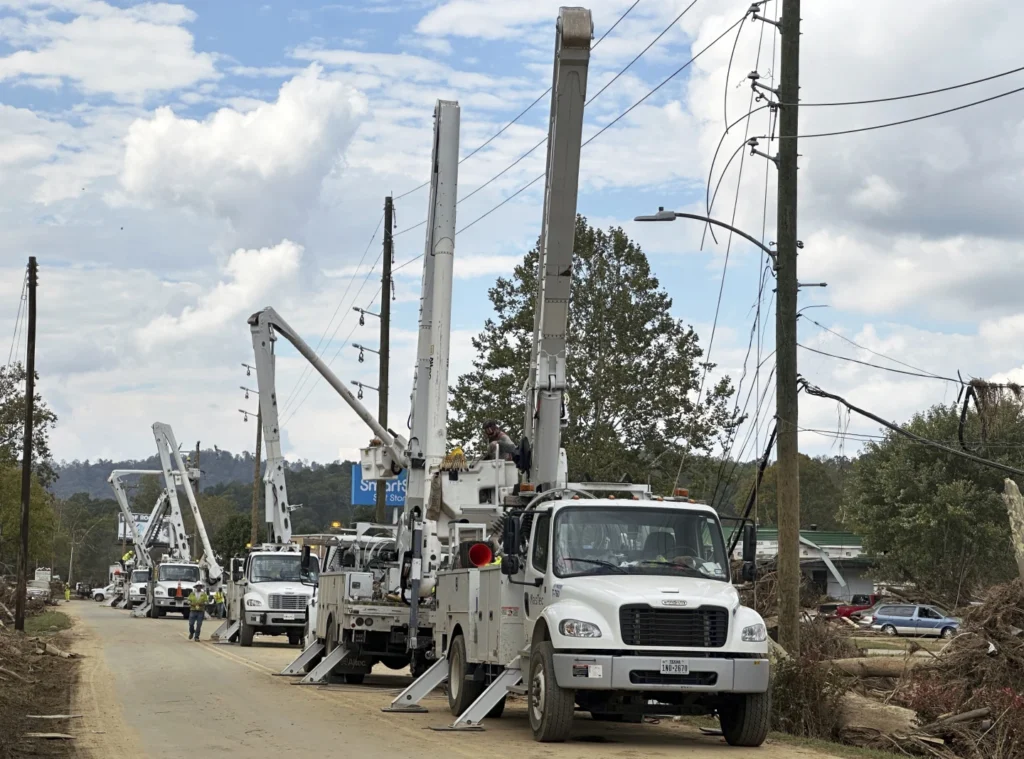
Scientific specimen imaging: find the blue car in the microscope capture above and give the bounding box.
[864,603,960,638]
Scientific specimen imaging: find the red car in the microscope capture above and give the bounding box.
[836,594,881,618]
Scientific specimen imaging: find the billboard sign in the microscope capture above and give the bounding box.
[117,513,171,546]
[351,463,406,507]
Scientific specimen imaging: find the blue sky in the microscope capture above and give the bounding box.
[2,0,1023,466]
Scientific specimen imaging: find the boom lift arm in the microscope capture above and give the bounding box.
[248,307,409,544]
[108,468,197,566]
[522,7,592,491]
[152,423,224,585]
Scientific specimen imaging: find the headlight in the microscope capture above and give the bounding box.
[245,598,263,608]
[742,623,767,643]
[559,619,602,638]
[154,588,166,596]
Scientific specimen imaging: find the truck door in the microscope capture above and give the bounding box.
[522,511,551,640]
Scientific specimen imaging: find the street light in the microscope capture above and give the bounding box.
[634,208,778,266]
[350,380,378,401]
[352,307,380,327]
[352,343,379,363]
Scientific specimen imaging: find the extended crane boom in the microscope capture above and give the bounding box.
[248,307,409,544]
[523,7,592,491]
[108,467,196,567]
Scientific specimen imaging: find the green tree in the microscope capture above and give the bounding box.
[213,513,265,559]
[0,464,56,574]
[0,362,57,485]
[848,400,1023,602]
[449,215,733,490]
[736,454,852,529]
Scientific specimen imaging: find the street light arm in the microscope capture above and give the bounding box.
[634,209,777,267]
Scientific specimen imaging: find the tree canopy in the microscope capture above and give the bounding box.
[449,215,734,492]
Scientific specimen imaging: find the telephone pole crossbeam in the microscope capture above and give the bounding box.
[775,0,802,656]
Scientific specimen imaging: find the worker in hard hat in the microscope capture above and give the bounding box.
[482,420,517,461]
[64,583,71,602]
[187,582,209,641]
[213,587,225,618]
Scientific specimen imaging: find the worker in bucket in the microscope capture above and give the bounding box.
[187,582,209,641]
[482,420,517,461]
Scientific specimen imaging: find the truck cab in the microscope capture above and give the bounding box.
[228,545,319,647]
[435,496,770,744]
[128,568,151,608]
[152,561,202,617]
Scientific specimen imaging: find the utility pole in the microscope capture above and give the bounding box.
[775,0,802,656]
[14,257,37,632]
[375,196,393,523]
[251,408,262,546]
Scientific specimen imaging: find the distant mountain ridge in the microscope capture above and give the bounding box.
[51,447,339,498]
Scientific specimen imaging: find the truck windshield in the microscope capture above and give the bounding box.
[132,570,150,583]
[158,565,200,582]
[553,507,729,581]
[250,555,319,584]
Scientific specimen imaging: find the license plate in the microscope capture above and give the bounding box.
[282,614,296,621]
[660,658,689,675]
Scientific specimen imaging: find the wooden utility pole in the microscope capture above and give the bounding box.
[775,0,802,655]
[1002,479,1024,581]
[375,196,393,523]
[250,409,262,546]
[14,257,38,632]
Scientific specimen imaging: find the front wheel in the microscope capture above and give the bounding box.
[239,616,255,647]
[288,631,302,646]
[940,626,956,639]
[718,691,771,747]
[528,641,575,742]
[94,594,104,603]
[447,635,482,716]
[881,624,898,636]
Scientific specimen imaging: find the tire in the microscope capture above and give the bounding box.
[94,594,104,603]
[181,610,189,619]
[410,651,430,679]
[487,697,506,719]
[882,624,898,636]
[447,635,483,716]
[288,632,302,647]
[528,641,575,742]
[239,616,255,647]
[940,626,956,639]
[344,673,365,684]
[156,607,166,618]
[718,690,771,747]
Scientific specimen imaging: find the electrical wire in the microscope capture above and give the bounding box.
[392,0,643,202]
[797,343,960,383]
[796,63,1024,107]
[280,213,384,417]
[800,315,944,379]
[763,83,1024,140]
[6,269,27,367]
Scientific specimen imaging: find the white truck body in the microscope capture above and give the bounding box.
[152,561,202,617]
[225,545,319,646]
[129,568,151,606]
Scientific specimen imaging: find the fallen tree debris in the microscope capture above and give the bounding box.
[823,656,938,678]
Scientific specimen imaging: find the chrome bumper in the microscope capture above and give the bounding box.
[552,654,770,694]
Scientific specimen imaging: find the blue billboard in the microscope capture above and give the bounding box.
[351,463,407,507]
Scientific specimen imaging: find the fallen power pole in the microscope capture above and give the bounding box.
[775,0,802,656]
[15,257,38,632]
[375,195,393,524]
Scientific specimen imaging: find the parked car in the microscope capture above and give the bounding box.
[863,604,960,638]
[92,583,116,602]
[836,593,881,618]
[26,579,51,603]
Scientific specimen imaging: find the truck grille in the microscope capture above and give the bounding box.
[629,670,718,686]
[619,605,729,648]
[269,594,310,611]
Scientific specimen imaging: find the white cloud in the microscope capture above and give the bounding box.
[120,64,368,246]
[136,240,303,346]
[0,1,218,99]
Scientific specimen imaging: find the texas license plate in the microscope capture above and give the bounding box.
[282,614,296,621]
[660,658,689,675]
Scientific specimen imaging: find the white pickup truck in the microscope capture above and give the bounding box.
[432,496,770,744]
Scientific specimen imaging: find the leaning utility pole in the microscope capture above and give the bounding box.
[15,257,38,632]
[775,0,802,656]
[375,196,393,523]
[250,409,262,546]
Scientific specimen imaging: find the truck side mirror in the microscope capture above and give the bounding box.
[502,512,521,559]
[300,545,311,573]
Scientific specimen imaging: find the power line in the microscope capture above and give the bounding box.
[796,63,1024,107]
[800,379,1024,477]
[281,213,384,417]
[800,315,944,379]
[7,270,27,367]
[797,342,960,383]
[392,0,642,202]
[763,83,1024,140]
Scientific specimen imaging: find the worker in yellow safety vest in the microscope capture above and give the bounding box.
[187,583,209,642]
[64,583,71,602]
[213,588,225,618]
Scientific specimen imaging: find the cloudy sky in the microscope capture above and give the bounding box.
[2,0,1023,468]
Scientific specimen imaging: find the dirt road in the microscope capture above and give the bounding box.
[65,601,841,758]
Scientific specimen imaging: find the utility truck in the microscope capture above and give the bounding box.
[384,7,771,745]
[152,560,203,617]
